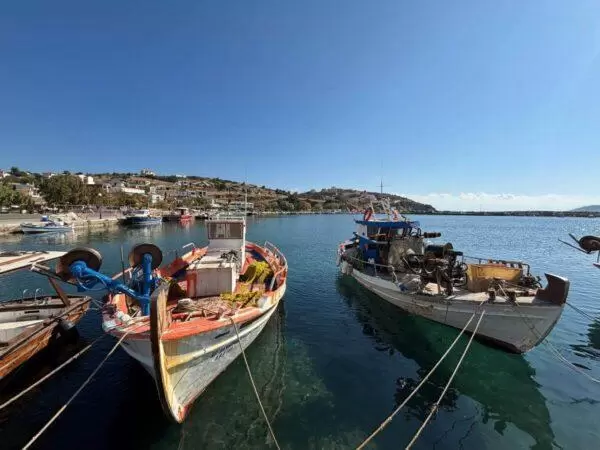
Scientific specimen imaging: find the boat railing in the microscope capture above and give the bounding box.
[342,251,531,279]
[341,253,399,284]
[461,255,530,275]
[264,241,287,269]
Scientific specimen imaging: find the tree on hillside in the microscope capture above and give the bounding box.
[39,174,92,205]
[0,184,29,207]
[299,200,312,211]
[276,199,294,211]
[9,166,24,177]
[323,201,341,210]
[286,193,300,210]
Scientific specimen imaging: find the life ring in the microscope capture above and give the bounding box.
[363,207,373,221]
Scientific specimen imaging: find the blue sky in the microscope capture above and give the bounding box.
[1,1,599,210]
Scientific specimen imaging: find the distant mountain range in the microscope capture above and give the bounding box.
[570,205,600,213]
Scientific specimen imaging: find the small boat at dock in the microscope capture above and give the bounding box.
[39,216,287,421]
[338,203,570,353]
[0,251,91,380]
[20,216,74,234]
[123,209,162,226]
[163,207,193,223]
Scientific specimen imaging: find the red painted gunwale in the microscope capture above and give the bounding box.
[103,242,287,340]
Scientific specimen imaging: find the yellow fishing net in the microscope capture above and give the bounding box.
[220,290,263,307]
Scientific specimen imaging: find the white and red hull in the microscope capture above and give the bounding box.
[102,239,288,422]
[110,294,282,381]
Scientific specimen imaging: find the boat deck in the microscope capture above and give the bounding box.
[106,241,287,338]
[359,269,549,306]
[0,251,66,275]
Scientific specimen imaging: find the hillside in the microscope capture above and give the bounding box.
[570,205,600,213]
[0,167,436,213]
[89,174,436,212]
[298,187,436,213]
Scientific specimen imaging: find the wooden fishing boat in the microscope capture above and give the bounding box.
[0,251,90,380]
[163,207,193,223]
[45,216,287,422]
[338,203,570,353]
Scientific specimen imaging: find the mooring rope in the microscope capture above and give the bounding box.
[512,301,600,384]
[565,301,598,322]
[230,317,281,450]
[356,300,487,450]
[405,311,486,449]
[22,323,143,450]
[496,285,600,385]
[0,334,106,411]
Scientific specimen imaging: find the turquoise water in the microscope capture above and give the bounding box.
[0,215,599,449]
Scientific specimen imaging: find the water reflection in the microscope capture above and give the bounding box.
[336,276,556,449]
[570,319,600,362]
[123,224,164,239]
[21,231,78,246]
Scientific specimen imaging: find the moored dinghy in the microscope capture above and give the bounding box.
[45,216,287,422]
[338,202,570,353]
[1,251,90,380]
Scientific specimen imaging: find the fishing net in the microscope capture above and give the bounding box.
[240,261,272,285]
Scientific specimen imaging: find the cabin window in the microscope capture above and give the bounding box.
[208,222,243,239]
[367,226,378,236]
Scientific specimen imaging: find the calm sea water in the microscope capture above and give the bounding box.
[1,215,599,450]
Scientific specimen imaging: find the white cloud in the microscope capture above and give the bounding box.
[399,192,600,211]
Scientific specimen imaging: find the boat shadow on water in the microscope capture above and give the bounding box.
[335,275,557,450]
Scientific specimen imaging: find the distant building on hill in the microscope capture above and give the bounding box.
[0,169,10,178]
[228,200,254,211]
[77,174,95,185]
[140,168,155,176]
[103,179,145,195]
[11,182,45,204]
[150,193,164,204]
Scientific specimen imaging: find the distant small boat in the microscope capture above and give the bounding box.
[163,207,193,223]
[20,217,74,234]
[1,251,91,380]
[124,209,162,226]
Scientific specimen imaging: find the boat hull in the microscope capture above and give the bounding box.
[111,287,285,422]
[20,225,73,234]
[341,261,563,353]
[126,217,162,226]
[0,297,90,379]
